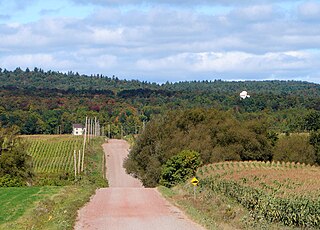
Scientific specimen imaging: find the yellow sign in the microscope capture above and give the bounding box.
[190,177,199,186]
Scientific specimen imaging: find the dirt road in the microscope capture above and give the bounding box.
[75,139,203,230]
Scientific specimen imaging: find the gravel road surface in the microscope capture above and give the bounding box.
[75,139,203,230]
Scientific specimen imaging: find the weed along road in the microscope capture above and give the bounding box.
[75,139,203,230]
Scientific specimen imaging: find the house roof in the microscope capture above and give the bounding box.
[73,124,84,129]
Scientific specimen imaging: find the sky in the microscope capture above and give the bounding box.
[0,0,320,83]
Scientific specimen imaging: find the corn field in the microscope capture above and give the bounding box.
[197,161,320,228]
[25,135,83,174]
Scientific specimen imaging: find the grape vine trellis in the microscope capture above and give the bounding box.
[26,135,83,174]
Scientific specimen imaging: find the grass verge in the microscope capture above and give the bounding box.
[158,185,217,230]
[158,183,300,230]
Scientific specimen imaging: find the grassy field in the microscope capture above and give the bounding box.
[0,186,61,225]
[160,161,320,230]
[0,136,107,230]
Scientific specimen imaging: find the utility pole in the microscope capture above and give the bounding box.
[90,117,93,140]
[94,117,97,137]
[73,150,77,178]
[78,150,81,174]
[82,116,87,172]
[98,120,100,136]
[108,124,111,139]
[86,118,89,143]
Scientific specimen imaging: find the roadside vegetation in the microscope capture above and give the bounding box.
[197,161,320,229]
[124,108,320,187]
[0,133,106,229]
[125,107,320,229]
[0,127,33,187]
[159,161,320,229]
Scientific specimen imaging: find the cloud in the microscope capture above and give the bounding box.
[0,14,10,20]
[135,50,320,83]
[40,8,62,16]
[69,0,302,7]
[230,4,279,22]
[0,54,72,70]
[136,51,315,73]
[297,1,320,21]
[0,0,38,10]
[0,0,319,83]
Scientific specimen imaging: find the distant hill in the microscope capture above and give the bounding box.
[0,67,319,135]
[1,67,319,96]
[0,67,156,92]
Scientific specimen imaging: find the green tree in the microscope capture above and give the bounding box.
[0,127,33,186]
[125,108,273,186]
[20,113,43,134]
[309,131,320,164]
[160,150,202,187]
[304,111,320,131]
[273,134,316,164]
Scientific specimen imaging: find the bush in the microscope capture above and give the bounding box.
[0,127,33,186]
[160,150,202,187]
[124,108,273,187]
[0,174,24,187]
[273,134,316,164]
[309,131,320,164]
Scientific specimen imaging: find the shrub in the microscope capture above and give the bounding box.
[273,134,316,164]
[0,174,24,187]
[160,150,202,187]
[309,131,320,164]
[0,127,33,186]
[124,108,273,187]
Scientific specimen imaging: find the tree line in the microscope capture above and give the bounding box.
[124,108,320,187]
[0,68,320,136]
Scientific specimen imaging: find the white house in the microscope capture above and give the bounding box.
[72,124,84,135]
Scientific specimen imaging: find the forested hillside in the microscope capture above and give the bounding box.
[0,67,320,136]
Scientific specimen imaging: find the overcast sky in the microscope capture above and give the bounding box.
[0,0,319,83]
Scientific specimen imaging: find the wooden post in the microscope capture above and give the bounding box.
[78,150,81,174]
[74,150,77,178]
[88,118,91,141]
[88,118,90,141]
[89,117,92,141]
[82,117,87,172]
[91,117,94,138]
[98,121,100,136]
[94,117,97,137]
